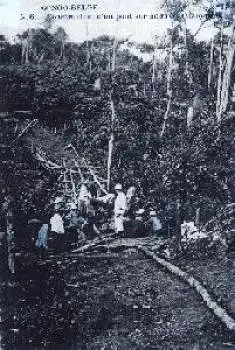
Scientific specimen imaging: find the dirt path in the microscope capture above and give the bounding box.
[1,249,235,349]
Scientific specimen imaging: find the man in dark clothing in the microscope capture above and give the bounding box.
[146,210,163,236]
[127,209,147,238]
[66,203,86,247]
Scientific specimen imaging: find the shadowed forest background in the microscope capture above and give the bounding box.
[0,1,235,349]
[0,0,234,245]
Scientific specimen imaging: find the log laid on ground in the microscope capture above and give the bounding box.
[64,252,120,259]
[137,245,235,332]
[72,237,162,254]
[72,236,116,253]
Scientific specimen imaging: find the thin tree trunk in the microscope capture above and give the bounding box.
[184,22,189,78]
[186,105,194,128]
[195,207,200,227]
[160,30,173,138]
[89,60,92,77]
[107,94,116,190]
[111,38,118,72]
[86,17,90,64]
[208,37,214,89]
[220,25,235,115]
[86,41,90,64]
[108,48,112,74]
[216,22,224,122]
[152,50,156,97]
[60,41,64,59]
[152,50,156,84]
[21,39,25,64]
[175,198,181,252]
[107,133,114,191]
[160,95,172,138]
[167,33,173,96]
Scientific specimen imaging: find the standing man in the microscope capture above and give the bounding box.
[114,183,126,236]
[147,210,163,236]
[50,209,65,252]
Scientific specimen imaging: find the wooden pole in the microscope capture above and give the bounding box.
[107,93,116,190]
[208,37,214,89]
[216,15,224,122]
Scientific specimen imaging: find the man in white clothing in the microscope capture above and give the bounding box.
[50,212,64,234]
[50,211,65,251]
[114,183,126,235]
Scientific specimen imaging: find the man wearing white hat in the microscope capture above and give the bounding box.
[54,196,64,211]
[114,183,126,235]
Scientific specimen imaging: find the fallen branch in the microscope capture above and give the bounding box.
[72,236,116,253]
[137,245,235,332]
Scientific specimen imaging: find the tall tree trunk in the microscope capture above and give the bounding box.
[216,23,224,122]
[167,34,173,96]
[86,41,90,64]
[161,32,173,138]
[175,198,181,252]
[208,37,214,89]
[220,25,235,115]
[108,48,112,74]
[186,105,194,128]
[152,50,156,84]
[60,41,64,59]
[160,95,172,138]
[107,133,114,191]
[21,38,29,64]
[111,38,118,72]
[152,50,156,97]
[195,207,200,227]
[184,21,189,79]
[107,94,116,190]
[21,39,25,64]
[86,18,90,64]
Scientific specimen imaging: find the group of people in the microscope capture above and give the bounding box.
[33,183,163,257]
[113,183,163,237]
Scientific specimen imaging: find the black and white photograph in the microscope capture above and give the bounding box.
[0,0,235,348]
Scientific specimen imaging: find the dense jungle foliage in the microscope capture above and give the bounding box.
[0,14,234,233]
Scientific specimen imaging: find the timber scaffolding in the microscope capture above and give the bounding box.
[34,143,108,204]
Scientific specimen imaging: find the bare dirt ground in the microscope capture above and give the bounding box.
[176,255,235,319]
[1,246,235,349]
